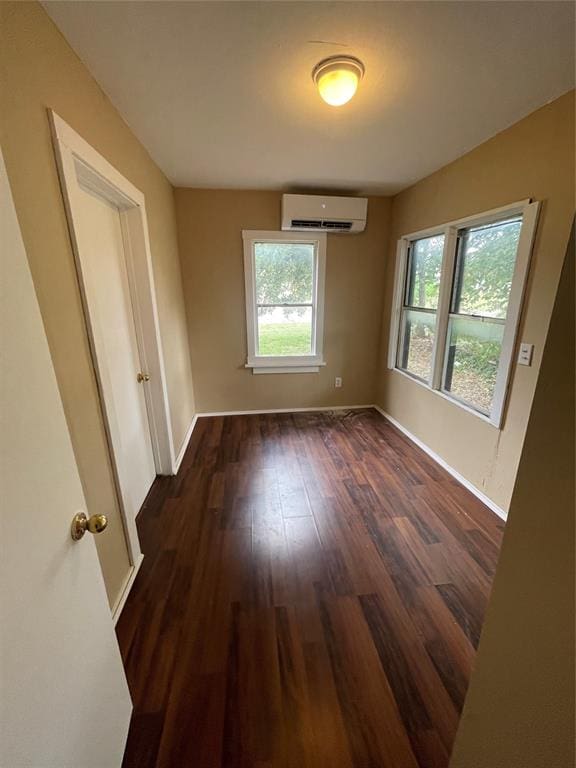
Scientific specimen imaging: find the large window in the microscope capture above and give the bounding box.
[390,200,539,426]
[243,230,326,373]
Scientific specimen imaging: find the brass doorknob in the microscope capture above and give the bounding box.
[137,372,150,383]
[71,512,108,541]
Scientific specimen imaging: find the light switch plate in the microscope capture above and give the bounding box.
[518,343,534,366]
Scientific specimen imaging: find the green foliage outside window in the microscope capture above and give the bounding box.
[455,219,521,318]
[255,243,314,317]
[405,219,522,411]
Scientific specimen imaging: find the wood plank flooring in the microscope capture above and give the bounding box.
[117,408,504,768]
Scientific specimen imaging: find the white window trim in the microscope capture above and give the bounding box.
[242,230,326,374]
[388,199,540,428]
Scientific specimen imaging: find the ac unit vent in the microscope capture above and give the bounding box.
[291,219,322,228]
[322,220,353,231]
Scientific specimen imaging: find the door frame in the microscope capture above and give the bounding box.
[49,111,175,569]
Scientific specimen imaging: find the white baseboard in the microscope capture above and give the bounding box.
[112,552,144,625]
[197,404,373,417]
[372,405,508,522]
[172,414,198,474]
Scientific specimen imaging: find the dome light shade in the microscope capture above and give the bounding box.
[312,56,365,106]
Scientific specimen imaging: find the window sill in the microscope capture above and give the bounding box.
[246,359,325,375]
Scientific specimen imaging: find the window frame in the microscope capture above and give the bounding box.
[389,200,540,427]
[242,230,326,374]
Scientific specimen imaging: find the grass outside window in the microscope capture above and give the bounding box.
[257,321,312,356]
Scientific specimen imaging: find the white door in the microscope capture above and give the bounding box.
[0,152,132,766]
[74,186,156,518]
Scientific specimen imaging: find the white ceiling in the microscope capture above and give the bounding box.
[44,1,575,194]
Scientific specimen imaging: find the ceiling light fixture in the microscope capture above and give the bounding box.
[312,55,365,107]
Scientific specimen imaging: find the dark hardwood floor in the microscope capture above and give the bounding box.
[117,408,504,768]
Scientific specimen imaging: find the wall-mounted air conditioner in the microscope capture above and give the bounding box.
[281,194,368,234]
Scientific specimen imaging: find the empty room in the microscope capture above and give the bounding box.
[1,2,574,767]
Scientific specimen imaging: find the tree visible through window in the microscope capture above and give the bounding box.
[398,234,444,381]
[243,231,326,372]
[254,242,314,356]
[390,201,538,426]
[444,218,522,413]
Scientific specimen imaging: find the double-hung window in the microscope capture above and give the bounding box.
[390,200,539,426]
[397,233,445,381]
[243,230,326,373]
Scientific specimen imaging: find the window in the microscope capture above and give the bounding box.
[397,234,444,381]
[243,230,326,373]
[443,217,522,414]
[389,200,539,426]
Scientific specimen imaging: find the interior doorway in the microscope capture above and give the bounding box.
[50,111,176,617]
[74,185,157,521]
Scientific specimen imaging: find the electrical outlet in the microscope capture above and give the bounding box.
[517,343,534,366]
[335,377,342,388]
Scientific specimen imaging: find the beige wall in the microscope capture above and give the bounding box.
[175,189,391,412]
[450,222,575,768]
[376,91,575,511]
[0,2,196,606]
[2,1,572,607]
